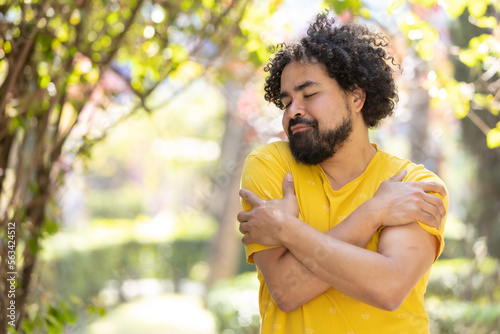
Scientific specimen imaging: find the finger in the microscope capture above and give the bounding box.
[239,222,249,234]
[422,193,446,222]
[282,173,295,200]
[419,182,447,197]
[417,210,441,230]
[418,201,442,229]
[388,169,407,182]
[241,233,251,245]
[237,210,249,223]
[239,188,266,207]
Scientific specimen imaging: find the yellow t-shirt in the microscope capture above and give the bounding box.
[241,141,448,334]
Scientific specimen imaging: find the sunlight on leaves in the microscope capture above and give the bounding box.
[442,0,468,18]
[398,12,439,61]
[468,0,488,18]
[487,128,500,149]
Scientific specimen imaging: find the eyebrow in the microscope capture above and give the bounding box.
[279,80,319,100]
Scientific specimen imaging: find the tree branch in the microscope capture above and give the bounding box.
[100,0,145,67]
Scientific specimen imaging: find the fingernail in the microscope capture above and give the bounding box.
[286,173,293,182]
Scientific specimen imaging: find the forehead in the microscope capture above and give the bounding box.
[280,61,331,92]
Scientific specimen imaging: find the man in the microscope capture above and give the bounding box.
[237,12,448,333]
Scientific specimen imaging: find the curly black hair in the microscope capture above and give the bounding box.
[264,12,400,128]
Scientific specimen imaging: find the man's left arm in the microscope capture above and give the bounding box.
[275,218,439,311]
[281,217,439,311]
[240,177,448,311]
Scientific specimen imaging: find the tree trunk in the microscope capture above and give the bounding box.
[206,82,250,287]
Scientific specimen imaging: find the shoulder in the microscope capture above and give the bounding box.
[377,147,449,260]
[241,141,292,198]
[243,141,295,172]
[247,141,292,160]
[376,147,446,186]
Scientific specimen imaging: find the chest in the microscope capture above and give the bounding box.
[295,173,383,251]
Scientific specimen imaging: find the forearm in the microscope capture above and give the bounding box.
[258,201,382,311]
[280,218,432,311]
[325,200,380,244]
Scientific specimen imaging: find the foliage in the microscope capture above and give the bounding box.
[36,230,210,332]
[206,272,261,334]
[324,0,500,148]
[426,257,500,333]
[208,258,500,334]
[40,239,209,302]
[427,257,500,301]
[398,0,500,148]
[0,0,282,332]
[31,213,255,332]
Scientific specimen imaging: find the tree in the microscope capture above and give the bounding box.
[0,0,279,332]
[323,0,500,256]
[388,0,500,256]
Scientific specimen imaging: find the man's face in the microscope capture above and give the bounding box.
[280,61,354,165]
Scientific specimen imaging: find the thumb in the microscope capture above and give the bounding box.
[388,169,407,182]
[282,173,295,199]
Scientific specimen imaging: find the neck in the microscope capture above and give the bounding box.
[319,132,376,191]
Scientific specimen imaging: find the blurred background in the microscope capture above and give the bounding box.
[0,0,499,333]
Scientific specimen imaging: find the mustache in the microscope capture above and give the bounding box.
[288,118,317,134]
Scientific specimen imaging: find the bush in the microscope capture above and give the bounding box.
[426,257,500,333]
[427,257,500,301]
[37,239,209,303]
[206,272,260,334]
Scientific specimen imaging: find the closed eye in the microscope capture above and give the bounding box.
[282,100,291,109]
[305,93,317,98]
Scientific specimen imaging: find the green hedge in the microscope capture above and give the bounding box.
[207,258,500,334]
[37,239,210,303]
[206,272,261,334]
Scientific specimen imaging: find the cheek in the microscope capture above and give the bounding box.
[282,115,290,137]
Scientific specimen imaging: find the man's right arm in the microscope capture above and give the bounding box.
[253,197,382,313]
[247,171,446,313]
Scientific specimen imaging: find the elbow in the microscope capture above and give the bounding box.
[378,296,404,312]
[276,299,301,313]
[371,287,407,312]
[271,290,301,313]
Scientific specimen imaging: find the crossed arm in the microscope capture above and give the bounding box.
[237,170,447,312]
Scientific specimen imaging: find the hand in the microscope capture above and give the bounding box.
[369,169,447,230]
[237,173,299,246]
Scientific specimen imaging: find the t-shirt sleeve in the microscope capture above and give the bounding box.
[240,144,290,264]
[405,167,449,261]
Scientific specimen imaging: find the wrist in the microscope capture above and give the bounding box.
[358,199,383,231]
[278,216,304,246]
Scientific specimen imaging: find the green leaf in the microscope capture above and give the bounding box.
[106,12,119,25]
[387,0,405,14]
[42,220,59,236]
[359,7,371,18]
[468,0,487,18]
[487,128,500,149]
[443,0,468,18]
[29,182,39,195]
[170,45,189,64]
[409,0,437,8]
[475,16,498,29]
[7,327,20,334]
[10,116,26,130]
[473,93,495,110]
[202,0,214,9]
[28,236,39,255]
[459,49,478,67]
[453,100,469,119]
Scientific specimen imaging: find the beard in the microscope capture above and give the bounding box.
[288,113,353,165]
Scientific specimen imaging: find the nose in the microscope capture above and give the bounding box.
[287,100,304,119]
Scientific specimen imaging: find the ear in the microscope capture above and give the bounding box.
[351,86,366,112]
